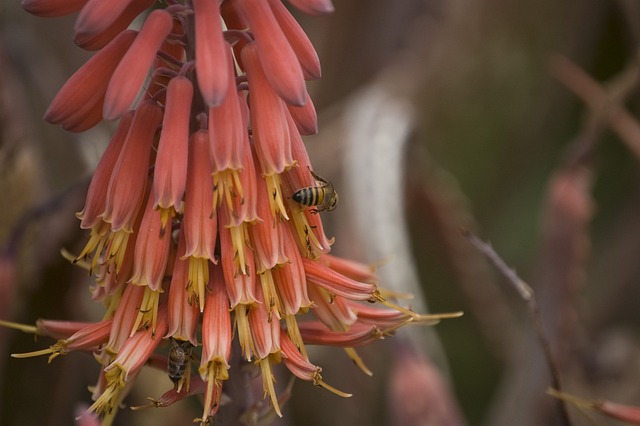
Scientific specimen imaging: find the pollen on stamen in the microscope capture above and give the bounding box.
[259,357,283,418]
[263,173,289,221]
[213,169,244,214]
[229,223,250,276]
[187,257,209,312]
[130,287,162,336]
[290,212,325,259]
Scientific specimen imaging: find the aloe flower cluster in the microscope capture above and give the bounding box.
[14,0,457,424]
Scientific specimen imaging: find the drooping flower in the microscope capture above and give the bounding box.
[8,2,461,425]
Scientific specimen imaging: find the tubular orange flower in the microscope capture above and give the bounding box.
[243,41,293,176]
[103,9,174,119]
[22,0,86,17]
[75,0,135,38]
[268,0,321,80]
[166,228,199,344]
[251,155,289,271]
[182,129,218,311]
[193,0,229,107]
[236,0,306,105]
[287,91,318,135]
[77,111,133,231]
[209,47,245,172]
[182,129,217,261]
[153,75,193,225]
[271,226,312,316]
[44,29,136,131]
[105,283,145,357]
[199,266,232,421]
[303,258,377,301]
[102,100,162,233]
[74,0,153,51]
[287,0,335,16]
[129,193,171,292]
[11,319,112,362]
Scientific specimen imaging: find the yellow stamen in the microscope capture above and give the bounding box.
[61,248,91,271]
[0,320,39,334]
[12,347,56,360]
[187,257,209,312]
[264,173,289,221]
[284,315,307,359]
[235,305,254,361]
[214,169,244,218]
[259,270,282,320]
[290,212,324,259]
[108,229,132,273]
[88,366,126,420]
[311,369,352,398]
[130,287,161,336]
[259,358,282,417]
[158,206,175,236]
[373,290,464,323]
[344,348,372,376]
[229,224,249,275]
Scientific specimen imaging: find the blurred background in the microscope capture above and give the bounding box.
[2,0,640,425]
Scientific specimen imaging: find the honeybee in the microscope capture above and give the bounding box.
[168,338,193,390]
[292,170,338,213]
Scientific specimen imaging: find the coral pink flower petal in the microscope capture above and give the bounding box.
[268,0,321,80]
[237,0,306,106]
[273,226,311,315]
[153,76,192,213]
[286,0,334,16]
[64,319,113,352]
[200,265,232,368]
[287,92,318,135]
[242,42,293,175]
[63,98,105,132]
[319,254,377,284]
[303,258,376,301]
[219,218,257,307]
[167,229,200,345]
[45,30,136,127]
[129,194,172,292]
[248,287,281,359]
[298,321,380,347]
[103,9,174,120]
[106,307,168,380]
[307,284,357,331]
[22,0,86,17]
[182,130,217,260]
[193,0,229,107]
[78,111,133,230]
[209,47,245,172]
[103,100,163,232]
[280,332,317,381]
[35,319,97,340]
[75,0,135,36]
[74,0,154,51]
[250,172,288,272]
[105,284,145,355]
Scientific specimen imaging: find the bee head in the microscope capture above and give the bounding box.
[327,191,338,211]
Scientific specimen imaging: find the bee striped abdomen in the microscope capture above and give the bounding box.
[293,186,325,207]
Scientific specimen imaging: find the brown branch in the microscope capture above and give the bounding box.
[461,229,573,426]
[548,53,640,162]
